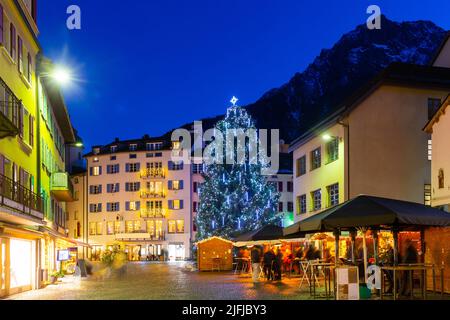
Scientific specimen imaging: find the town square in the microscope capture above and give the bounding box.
[0,0,450,310]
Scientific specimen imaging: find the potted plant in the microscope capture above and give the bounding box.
[50,270,65,284]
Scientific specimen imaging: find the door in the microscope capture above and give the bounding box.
[0,238,7,297]
[9,238,34,295]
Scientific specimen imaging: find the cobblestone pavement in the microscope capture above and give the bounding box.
[6,262,322,300]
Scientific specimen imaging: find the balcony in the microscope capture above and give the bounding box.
[140,208,166,219]
[50,172,75,202]
[115,231,166,241]
[140,189,166,199]
[0,173,44,225]
[0,99,20,139]
[140,168,165,179]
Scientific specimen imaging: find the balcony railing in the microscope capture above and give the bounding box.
[115,231,166,241]
[140,189,166,199]
[140,168,165,179]
[0,173,44,219]
[0,99,20,139]
[50,172,75,202]
[140,208,166,219]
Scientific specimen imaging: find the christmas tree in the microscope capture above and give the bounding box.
[196,97,280,240]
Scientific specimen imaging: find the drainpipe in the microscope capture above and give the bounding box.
[338,120,350,200]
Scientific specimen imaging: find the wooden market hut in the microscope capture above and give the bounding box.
[197,237,234,271]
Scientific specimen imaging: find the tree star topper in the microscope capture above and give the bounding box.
[230,96,239,107]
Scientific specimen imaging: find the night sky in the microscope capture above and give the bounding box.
[38,0,450,150]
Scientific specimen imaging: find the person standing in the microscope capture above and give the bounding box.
[263,247,275,281]
[251,246,261,283]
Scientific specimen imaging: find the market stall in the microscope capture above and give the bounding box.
[197,237,234,272]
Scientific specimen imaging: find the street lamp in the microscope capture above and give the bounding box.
[51,67,72,86]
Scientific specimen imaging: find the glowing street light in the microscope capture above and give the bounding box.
[51,67,72,85]
[322,134,333,141]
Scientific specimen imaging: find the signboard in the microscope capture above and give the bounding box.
[57,249,70,261]
[336,266,360,300]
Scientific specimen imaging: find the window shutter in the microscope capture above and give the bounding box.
[168,181,173,190]
[99,166,102,175]
[18,36,23,73]
[10,24,15,58]
[125,202,130,211]
[125,183,129,192]
[116,183,120,192]
[115,164,120,173]
[137,182,141,190]
[107,203,111,212]
[98,204,102,212]
[89,167,93,176]
[89,204,94,212]
[179,180,184,190]
[126,163,130,172]
[137,163,141,171]
[89,186,93,194]
[180,200,184,209]
[168,161,173,170]
[168,200,173,210]
[136,202,141,210]
[107,184,111,193]
[107,165,111,174]
[99,185,102,194]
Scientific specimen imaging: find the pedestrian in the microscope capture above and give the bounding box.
[263,247,275,281]
[274,248,283,281]
[251,246,261,283]
[400,239,418,296]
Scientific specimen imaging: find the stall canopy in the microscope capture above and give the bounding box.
[234,225,284,242]
[284,195,450,236]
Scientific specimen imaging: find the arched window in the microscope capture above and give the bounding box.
[438,169,445,189]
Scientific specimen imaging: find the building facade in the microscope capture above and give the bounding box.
[290,63,450,223]
[83,136,193,261]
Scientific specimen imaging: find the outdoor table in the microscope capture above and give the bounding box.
[380,265,427,300]
[309,262,335,299]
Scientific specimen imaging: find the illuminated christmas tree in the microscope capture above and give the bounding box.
[196,97,280,240]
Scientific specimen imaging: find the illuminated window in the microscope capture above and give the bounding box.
[89,222,96,235]
[310,148,321,170]
[326,138,339,163]
[96,222,103,235]
[176,220,184,233]
[311,189,321,211]
[168,220,176,233]
[114,221,121,234]
[125,221,134,233]
[428,140,432,161]
[172,141,181,150]
[170,199,183,210]
[327,183,339,207]
[424,184,431,206]
[107,222,114,235]
[147,221,155,236]
[91,166,101,176]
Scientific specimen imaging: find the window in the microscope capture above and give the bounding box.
[168,220,184,234]
[125,182,140,192]
[107,202,120,212]
[168,161,183,171]
[311,148,321,170]
[169,180,183,190]
[106,183,120,193]
[154,152,162,158]
[10,23,15,59]
[193,163,204,174]
[90,166,102,176]
[428,98,441,120]
[129,154,137,159]
[114,221,121,234]
[107,164,120,174]
[428,140,432,161]
[287,202,294,212]
[17,36,23,73]
[126,201,140,211]
[89,222,96,236]
[311,189,322,211]
[193,182,199,193]
[110,145,117,153]
[107,222,114,235]
[89,203,102,213]
[95,222,102,235]
[438,169,445,189]
[297,195,306,215]
[287,181,293,192]
[126,163,140,172]
[278,202,284,212]
[193,201,198,213]
[326,138,339,163]
[296,156,306,177]
[27,53,32,82]
[327,183,339,207]
[278,182,283,192]
[29,114,34,147]
[129,144,137,151]
[169,200,183,210]
[110,156,117,161]
[89,185,102,195]
[424,184,431,206]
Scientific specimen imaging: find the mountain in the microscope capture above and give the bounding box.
[169,16,447,143]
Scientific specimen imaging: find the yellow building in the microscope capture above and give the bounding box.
[0,0,83,297]
[290,62,450,223]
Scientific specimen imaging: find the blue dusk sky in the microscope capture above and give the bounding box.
[38,0,450,150]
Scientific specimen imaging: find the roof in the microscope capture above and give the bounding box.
[233,225,284,242]
[195,236,234,245]
[424,94,450,133]
[429,32,450,66]
[84,135,173,157]
[289,62,450,151]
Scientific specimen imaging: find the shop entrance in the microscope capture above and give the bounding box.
[9,238,35,295]
[168,244,185,261]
